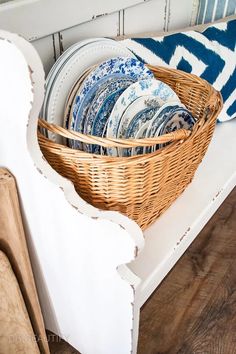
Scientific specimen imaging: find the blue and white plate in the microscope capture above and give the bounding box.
[121,98,160,157]
[107,79,180,156]
[72,57,154,136]
[158,107,196,148]
[145,102,185,153]
[147,102,185,138]
[64,66,97,149]
[42,39,134,143]
[83,75,135,137]
[118,95,161,135]
[72,74,129,148]
[87,87,127,154]
[85,75,136,130]
[132,120,151,156]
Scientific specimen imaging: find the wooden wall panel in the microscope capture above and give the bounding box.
[168,0,195,30]
[0,0,197,73]
[123,0,196,35]
[32,35,56,76]
[0,0,144,40]
[60,12,120,51]
[123,0,166,36]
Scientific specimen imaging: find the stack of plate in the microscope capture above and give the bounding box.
[42,38,196,157]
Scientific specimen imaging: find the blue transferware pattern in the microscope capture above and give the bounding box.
[123,103,159,157]
[147,103,184,138]
[89,88,126,154]
[72,57,154,133]
[64,67,95,149]
[72,74,122,148]
[118,96,162,157]
[126,106,158,138]
[150,120,166,153]
[85,76,135,132]
[132,120,151,156]
[158,108,196,148]
[150,107,196,152]
[83,76,135,137]
[145,102,184,153]
[92,88,126,135]
[121,96,161,137]
[107,79,180,156]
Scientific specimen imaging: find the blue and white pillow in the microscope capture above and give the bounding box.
[196,0,236,25]
[121,19,236,122]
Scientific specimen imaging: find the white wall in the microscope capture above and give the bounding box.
[0,0,196,73]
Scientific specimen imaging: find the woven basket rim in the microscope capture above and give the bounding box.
[38,108,219,166]
[38,65,223,164]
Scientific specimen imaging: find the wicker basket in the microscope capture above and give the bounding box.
[38,66,223,229]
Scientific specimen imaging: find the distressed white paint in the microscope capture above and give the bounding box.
[0,6,236,354]
[0,0,145,40]
[0,0,199,71]
[0,30,144,354]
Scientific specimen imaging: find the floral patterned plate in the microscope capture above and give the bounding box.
[82,75,135,139]
[84,75,135,129]
[146,102,185,138]
[145,102,185,153]
[131,120,151,156]
[63,66,96,149]
[157,107,196,148]
[119,97,160,157]
[42,39,134,143]
[107,79,180,156]
[87,87,127,154]
[72,57,154,137]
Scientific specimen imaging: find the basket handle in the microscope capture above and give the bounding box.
[38,118,191,148]
[204,89,223,121]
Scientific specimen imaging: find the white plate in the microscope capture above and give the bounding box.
[42,38,106,121]
[43,38,112,119]
[43,39,134,142]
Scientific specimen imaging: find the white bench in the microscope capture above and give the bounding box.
[0,30,235,354]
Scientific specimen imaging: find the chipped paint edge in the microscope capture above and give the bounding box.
[0,30,145,354]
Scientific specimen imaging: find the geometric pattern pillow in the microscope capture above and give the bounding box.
[121,19,236,122]
[196,0,236,25]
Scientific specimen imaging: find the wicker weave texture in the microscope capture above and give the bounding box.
[38,66,223,229]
